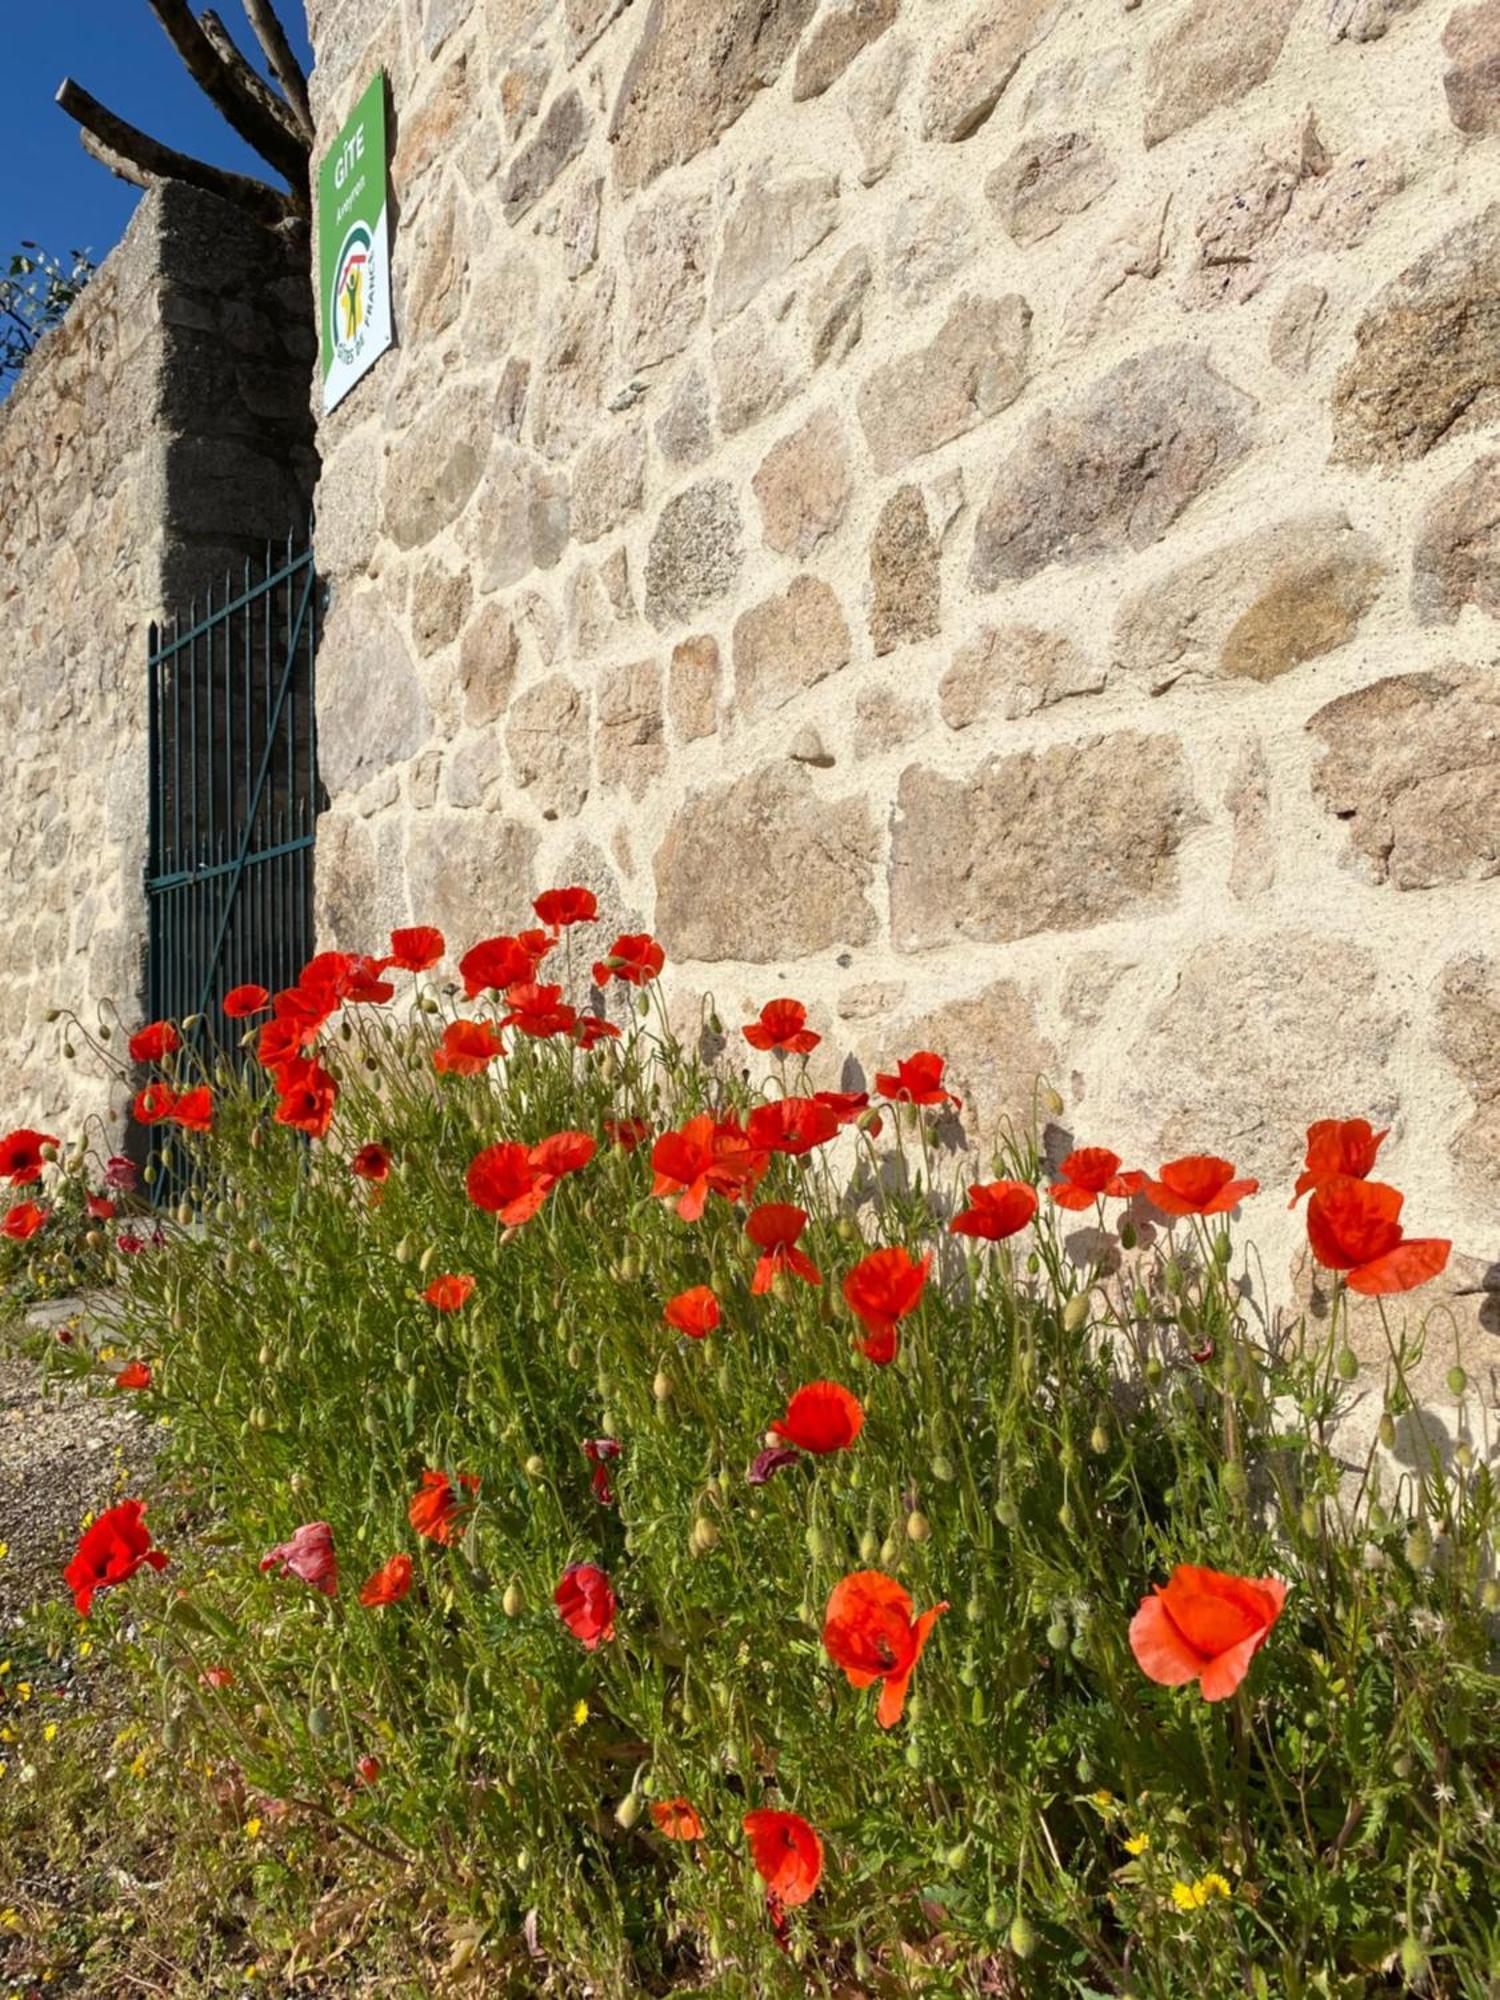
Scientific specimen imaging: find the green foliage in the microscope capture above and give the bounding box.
[1,244,94,386]
[27,971,1500,1997]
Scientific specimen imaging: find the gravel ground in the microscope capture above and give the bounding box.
[0,1298,159,1632]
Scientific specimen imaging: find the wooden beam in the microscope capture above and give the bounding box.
[56,78,299,226]
[241,0,315,143]
[201,10,310,162]
[144,0,307,187]
[78,129,157,192]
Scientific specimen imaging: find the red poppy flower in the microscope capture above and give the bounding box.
[534,886,598,929]
[408,1470,480,1546]
[105,1155,138,1191]
[129,1021,181,1064]
[170,1086,213,1134]
[355,1755,383,1785]
[502,983,577,1039]
[257,1013,313,1071]
[0,1128,58,1185]
[460,933,541,999]
[467,1142,547,1225]
[1305,1177,1451,1295]
[86,1193,116,1221]
[199,1666,235,1689]
[1129,1564,1287,1702]
[223,985,270,1018]
[113,1361,151,1391]
[1291,1118,1389,1206]
[742,1809,823,1907]
[842,1247,931,1366]
[664,1286,720,1338]
[1049,1148,1146,1209]
[274,1067,338,1140]
[352,1143,392,1183]
[531,1130,597,1189]
[299,949,394,1006]
[822,1571,949,1728]
[574,1013,621,1050]
[1145,1156,1259,1218]
[746,1097,840,1157]
[555,1561,616,1648]
[2,1201,47,1241]
[424,1274,476,1312]
[260,1521,338,1596]
[604,1115,649,1151]
[875,1052,960,1109]
[388,926,445,972]
[345,956,397,1004]
[745,1203,821,1294]
[813,1090,880,1136]
[651,1116,767,1221]
[359,1553,413,1607]
[592,933,664,987]
[651,1798,703,1840]
[65,1499,168,1617]
[748,1444,802,1485]
[434,1019,506,1077]
[951,1180,1039,1242]
[582,1436,621,1505]
[743,999,821,1055]
[770,1380,864,1455]
[133,1082,177,1126]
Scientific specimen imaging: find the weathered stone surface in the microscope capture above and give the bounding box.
[986,130,1116,246]
[1327,0,1422,37]
[1411,453,1500,625]
[858,293,1032,476]
[1332,205,1500,467]
[939,623,1105,728]
[793,0,898,99]
[466,444,570,590]
[921,0,1063,143]
[847,33,911,184]
[405,188,467,342]
[318,592,433,797]
[384,382,491,550]
[1120,934,1402,1182]
[1268,282,1331,374]
[1114,514,1387,689]
[315,812,384,947]
[733,575,852,715]
[1143,0,1301,148]
[458,602,520,725]
[1225,737,1275,901]
[469,247,539,363]
[506,676,591,819]
[1023,44,1130,122]
[655,367,713,467]
[561,174,603,279]
[853,686,927,758]
[806,246,873,366]
[393,55,472,190]
[668,634,721,741]
[644,480,744,627]
[972,347,1256,587]
[1436,954,1500,1202]
[597,657,666,796]
[890,733,1199,949]
[884,191,977,305]
[1057,197,1171,358]
[1308,668,1500,888]
[712,171,840,325]
[568,560,631,658]
[404,810,537,942]
[501,87,589,218]
[621,192,712,369]
[1444,1,1500,134]
[870,486,940,656]
[713,312,797,437]
[654,765,878,959]
[884,981,1058,1137]
[410,563,473,658]
[570,420,647,543]
[566,0,631,62]
[528,274,616,463]
[609,0,818,193]
[752,408,851,557]
[444,731,507,810]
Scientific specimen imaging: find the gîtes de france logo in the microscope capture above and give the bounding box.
[331,222,376,369]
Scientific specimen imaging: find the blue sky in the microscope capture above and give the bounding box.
[4,2,313,269]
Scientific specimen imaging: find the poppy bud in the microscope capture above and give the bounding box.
[143,1163,157,1185]
[1089,1423,1109,1455]
[1378,1412,1397,1451]
[1063,1294,1090,1334]
[931,1454,955,1483]
[162,1718,182,1753]
[1120,1219,1138,1251]
[45,1008,60,1023]
[1056,1502,1075,1533]
[1405,1527,1433,1569]
[1132,1286,1150,1319]
[1009,1915,1037,1961]
[63,1042,76,1059]
[224,1251,241,1281]
[1046,1617,1069,1650]
[985,1903,1002,1930]
[176,1201,194,1228]
[503,1581,524,1616]
[690,1516,719,1555]
[1143,1358,1164,1386]
[84,1230,104,1252]
[1299,1501,1319,1538]
[1042,1085,1065,1117]
[904,1742,922,1770]
[395,1236,413,1264]
[614,1790,643,1830]
[1059,1442,1077,1475]
[566,1342,583,1369]
[880,1536,900,1565]
[859,1530,880,1562]
[836,1216,861,1244]
[618,1256,641,1283]
[805,1525,828,1561]
[944,1842,968,1870]
[906,1510,931,1544]
[1213,1230,1232,1265]
[653,1370,673,1403]
[258,1345,273,1368]
[994,1492,1019,1529]
[524,1454,545,1478]
[1447,1365,1468,1397]
[857,1109,882,1135]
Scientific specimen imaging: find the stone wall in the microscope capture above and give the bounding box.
[306,0,1500,1368]
[0,183,316,1140]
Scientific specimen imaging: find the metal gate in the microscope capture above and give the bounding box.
[146,538,321,1039]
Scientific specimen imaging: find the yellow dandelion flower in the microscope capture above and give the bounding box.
[43,1724,57,1744]
[573,1699,590,1727]
[0,1909,19,1931]
[1,1728,14,1744]
[1092,1789,1115,1809]
[16,1684,31,1703]
[1200,1873,1231,1901]
[0,1543,8,1562]
[1170,1882,1199,1912]
[78,1642,91,1660]
[244,1817,263,1840]
[1123,1833,1151,1856]
[0,1660,10,1675]
[129,1753,147,1781]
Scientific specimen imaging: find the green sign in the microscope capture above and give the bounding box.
[318,72,393,413]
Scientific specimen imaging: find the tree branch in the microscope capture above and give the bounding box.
[144,0,308,188]
[241,0,315,143]
[200,10,309,157]
[79,127,158,193]
[56,79,298,227]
